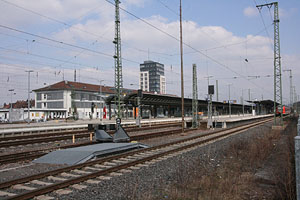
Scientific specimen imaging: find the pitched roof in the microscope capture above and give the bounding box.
[33,81,116,94]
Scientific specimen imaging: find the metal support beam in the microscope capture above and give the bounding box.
[283,69,293,107]
[216,80,219,102]
[257,2,283,126]
[114,0,123,120]
[25,70,33,124]
[192,64,198,128]
[179,0,184,133]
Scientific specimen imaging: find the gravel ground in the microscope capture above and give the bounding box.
[0,118,272,199]
[0,127,212,184]
[48,120,273,200]
[0,126,180,156]
[0,163,67,183]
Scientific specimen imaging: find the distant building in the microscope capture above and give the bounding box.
[33,80,118,120]
[139,60,166,94]
[0,80,137,122]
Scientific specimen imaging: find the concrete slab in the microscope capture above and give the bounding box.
[0,190,16,197]
[119,169,132,173]
[86,179,101,184]
[12,184,36,191]
[34,195,54,200]
[109,172,123,176]
[55,189,72,195]
[84,166,101,171]
[72,169,91,174]
[71,184,87,190]
[34,143,146,165]
[60,172,80,178]
[47,176,67,182]
[129,166,141,170]
[31,180,52,186]
[98,176,111,180]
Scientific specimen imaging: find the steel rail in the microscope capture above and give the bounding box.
[0,122,180,143]
[5,118,273,200]
[0,126,183,164]
[0,118,272,199]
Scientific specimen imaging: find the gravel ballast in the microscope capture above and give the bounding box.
[49,120,274,200]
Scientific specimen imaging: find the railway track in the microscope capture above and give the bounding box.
[0,125,183,164]
[0,118,272,200]
[0,122,181,140]
[0,123,181,148]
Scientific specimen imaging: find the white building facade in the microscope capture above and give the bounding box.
[34,80,115,120]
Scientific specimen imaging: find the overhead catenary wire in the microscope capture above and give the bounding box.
[104,0,273,96]
[0,0,278,103]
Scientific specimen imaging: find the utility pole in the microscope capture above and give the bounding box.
[283,69,293,106]
[294,86,297,104]
[25,70,33,124]
[179,0,184,133]
[74,69,77,82]
[248,88,251,101]
[8,89,14,123]
[257,2,283,126]
[192,64,198,128]
[216,80,219,102]
[99,79,104,121]
[228,84,232,117]
[114,0,123,122]
[242,89,245,116]
[205,76,213,128]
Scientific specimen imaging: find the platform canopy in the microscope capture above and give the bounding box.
[106,92,250,109]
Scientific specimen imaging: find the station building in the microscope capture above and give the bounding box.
[0,80,277,123]
[33,80,133,120]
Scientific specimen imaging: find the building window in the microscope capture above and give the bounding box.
[37,93,41,100]
[43,94,47,99]
[43,103,46,108]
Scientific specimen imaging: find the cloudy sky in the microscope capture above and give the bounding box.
[0,0,299,106]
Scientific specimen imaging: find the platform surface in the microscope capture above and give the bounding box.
[33,143,145,165]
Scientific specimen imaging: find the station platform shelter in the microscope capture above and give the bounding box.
[105,92,257,120]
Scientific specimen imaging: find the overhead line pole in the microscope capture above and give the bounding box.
[114,0,123,122]
[257,2,283,126]
[216,80,219,102]
[179,0,184,133]
[25,70,33,124]
[8,89,14,123]
[192,64,198,128]
[283,69,293,107]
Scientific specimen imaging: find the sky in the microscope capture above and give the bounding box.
[0,0,299,106]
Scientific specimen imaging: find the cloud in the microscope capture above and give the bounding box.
[243,7,258,17]
[1,1,298,104]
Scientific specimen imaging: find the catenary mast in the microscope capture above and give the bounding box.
[114,0,123,120]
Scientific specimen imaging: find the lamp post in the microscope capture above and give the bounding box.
[25,70,33,124]
[99,80,105,121]
[130,83,142,127]
[228,84,232,117]
[8,89,14,123]
[241,89,248,117]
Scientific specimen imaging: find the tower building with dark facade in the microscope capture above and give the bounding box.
[139,60,166,94]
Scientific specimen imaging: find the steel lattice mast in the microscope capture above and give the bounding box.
[257,2,282,125]
[114,0,123,119]
[192,64,198,128]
